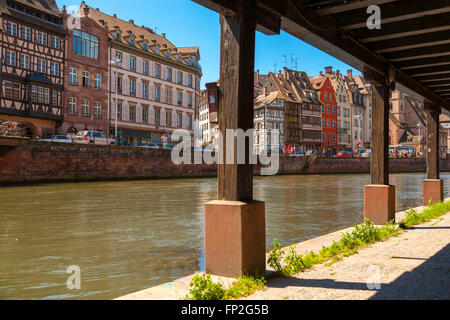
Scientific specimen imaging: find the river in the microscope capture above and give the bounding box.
[0,173,448,300]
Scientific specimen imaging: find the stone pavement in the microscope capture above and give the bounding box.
[243,211,450,300]
[116,203,449,300]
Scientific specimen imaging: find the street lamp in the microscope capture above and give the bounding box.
[111,57,121,145]
[355,114,362,152]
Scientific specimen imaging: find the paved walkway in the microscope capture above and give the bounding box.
[243,212,450,300]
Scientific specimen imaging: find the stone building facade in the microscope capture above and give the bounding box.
[82,3,202,146]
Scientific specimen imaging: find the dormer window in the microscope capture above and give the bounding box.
[150,45,160,55]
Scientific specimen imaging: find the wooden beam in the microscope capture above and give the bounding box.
[192,0,280,35]
[408,65,450,77]
[413,73,450,82]
[396,55,450,70]
[425,103,440,179]
[354,12,450,43]
[332,0,450,31]
[217,0,256,201]
[368,30,450,53]
[315,0,397,16]
[367,71,390,185]
[384,44,450,62]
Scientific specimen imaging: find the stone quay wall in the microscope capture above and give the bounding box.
[0,142,448,184]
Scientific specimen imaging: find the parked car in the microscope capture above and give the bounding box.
[139,142,160,149]
[38,135,73,143]
[337,151,353,158]
[361,149,372,158]
[74,131,115,145]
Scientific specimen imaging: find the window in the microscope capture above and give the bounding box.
[155,64,161,78]
[327,82,330,88]
[187,75,192,88]
[115,52,122,67]
[143,61,149,75]
[333,134,336,142]
[155,108,160,125]
[4,81,20,100]
[177,91,182,106]
[94,102,102,118]
[7,22,17,36]
[117,76,122,93]
[129,105,136,122]
[166,110,172,126]
[130,56,136,71]
[69,68,77,85]
[20,26,30,40]
[37,32,48,45]
[327,119,330,128]
[50,62,59,76]
[187,115,192,130]
[31,86,49,104]
[321,105,325,113]
[51,36,61,49]
[68,97,77,114]
[129,79,136,96]
[167,68,172,82]
[37,59,46,74]
[142,107,148,123]
[177,71,183,85]
[332,120,336,128]
[52,91,58,105]
[117,103,122,120]
[327,105,330,114]
[19,54,30,69]
[177,113,182,128]
[82,100,90,116]
[166,88,172,104]
[337,107,340,116]
[324,92,328,100]
[73,30,99,59]
[155,85,160,102]
[143,82,149,99]
[330,93,333,100]
[6,51,16,66]
[332,106,336,114]
[82,71,90,88]
[187,94,192,108]
[322,118,325,128]
[95,74,102,90]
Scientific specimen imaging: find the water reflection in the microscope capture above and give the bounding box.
[0,173,448,299]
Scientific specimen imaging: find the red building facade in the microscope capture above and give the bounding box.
[61,6,109,136]
[310,75,338,154]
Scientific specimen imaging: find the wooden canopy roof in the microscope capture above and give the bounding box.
[193,0,450,110]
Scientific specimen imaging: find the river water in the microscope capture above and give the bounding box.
[0,173,448,300]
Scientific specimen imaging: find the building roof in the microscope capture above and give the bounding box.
[80,2,201,73]
[0,0,61,16]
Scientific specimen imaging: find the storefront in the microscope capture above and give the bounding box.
[117,128,152,147]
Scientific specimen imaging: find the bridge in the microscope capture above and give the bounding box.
[192,0,450,277]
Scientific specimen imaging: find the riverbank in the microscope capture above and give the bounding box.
[1,142,449,185]
[116,199,450,300]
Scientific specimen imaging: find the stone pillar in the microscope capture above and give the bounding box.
[204,0,266,277]
[363,70,395,224]
[423,104,443,205]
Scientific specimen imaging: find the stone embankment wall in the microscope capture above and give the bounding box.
[0,142,448,184]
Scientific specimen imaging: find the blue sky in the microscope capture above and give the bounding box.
[56,0,358,88]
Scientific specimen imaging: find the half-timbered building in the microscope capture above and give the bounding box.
[0,0,65,138]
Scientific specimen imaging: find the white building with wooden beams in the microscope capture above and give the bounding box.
[0,0,65,139]
[81,2,202,146]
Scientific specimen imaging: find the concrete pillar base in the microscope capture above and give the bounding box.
[364,185,396,225]
[205,200,265,277]
[423,179,444,206]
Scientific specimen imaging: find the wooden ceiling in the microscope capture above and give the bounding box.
[193,0,450,110]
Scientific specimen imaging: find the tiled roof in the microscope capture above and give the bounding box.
[80,2,201,71]
[0,0,61,16]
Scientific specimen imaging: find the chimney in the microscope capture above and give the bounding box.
[325,66,333,74]
[336,70,340,78]
[347,69,353,80]
[113,14,117,18]
[161,33,166,38]
[62,5,66,13]
[320,71,323,76]
[263,86,268,97]
[283,67,288,78]
[129,19,134,24]
[83,6,90,16]
[256,69,259,83]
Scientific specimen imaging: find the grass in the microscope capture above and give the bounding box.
[186,201,449,300]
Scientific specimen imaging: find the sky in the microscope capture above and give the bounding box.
[55,0,359,88]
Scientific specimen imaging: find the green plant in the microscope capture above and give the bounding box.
[268,238,284,272]
[185,273,225,300]
[401,201,450,228]
[186,273,266,300]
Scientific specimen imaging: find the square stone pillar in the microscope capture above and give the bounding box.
[205,200,266,277]
[364,185,396,225]
[423,179,444,206]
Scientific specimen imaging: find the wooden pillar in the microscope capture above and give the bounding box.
[423,103,443,205]
[364,72,395,224]
[204,0,266,277]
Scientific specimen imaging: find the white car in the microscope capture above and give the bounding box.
[74,131,115,145]
[38,135,73,143]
